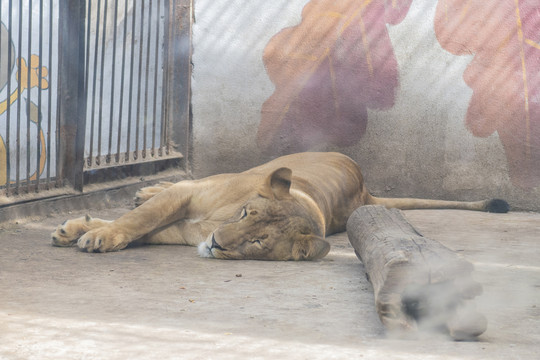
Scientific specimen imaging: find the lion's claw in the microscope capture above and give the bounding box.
[77,227,129,253]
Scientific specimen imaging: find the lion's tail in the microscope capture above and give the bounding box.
[366,194,509,213]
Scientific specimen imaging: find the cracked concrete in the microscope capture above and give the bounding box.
[1,207,539,359]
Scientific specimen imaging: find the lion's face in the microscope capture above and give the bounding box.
[198,168,330,261]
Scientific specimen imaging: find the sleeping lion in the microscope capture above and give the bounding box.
[51,152,508,260]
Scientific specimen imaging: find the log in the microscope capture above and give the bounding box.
[346,205,487,340]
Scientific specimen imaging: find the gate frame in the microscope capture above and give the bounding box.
[58,0,87,191]
[56,0,192,191]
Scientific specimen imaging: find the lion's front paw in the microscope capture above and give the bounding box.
[51,215,92,247]
[77,227,130,253]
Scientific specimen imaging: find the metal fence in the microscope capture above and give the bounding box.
[85,0,171,169]
[0,0,191,198]
[0,0,59,195]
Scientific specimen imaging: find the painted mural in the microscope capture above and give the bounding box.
[257,0,413,154]
[0,3,55,188]
[435,0,540,189]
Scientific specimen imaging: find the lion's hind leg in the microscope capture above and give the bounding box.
[134,181,175,207]
[51,214,111,247]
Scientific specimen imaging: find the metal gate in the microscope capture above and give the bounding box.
[0,0,191,199]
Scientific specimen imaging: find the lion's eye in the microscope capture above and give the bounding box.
[250,210,258,216]
[240,208,247,219]
[251,239,262,247]
[60,229,67,235]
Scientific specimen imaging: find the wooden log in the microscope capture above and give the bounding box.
[346,205,487,340]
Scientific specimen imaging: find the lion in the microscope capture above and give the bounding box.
[51,152,509,260]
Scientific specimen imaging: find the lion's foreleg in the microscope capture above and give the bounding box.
[143,220,221,247]
[77,183,194,252]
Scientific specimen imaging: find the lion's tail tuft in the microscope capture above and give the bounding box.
[485,199,510,213]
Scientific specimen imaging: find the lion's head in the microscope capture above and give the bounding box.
[198,168,330,261]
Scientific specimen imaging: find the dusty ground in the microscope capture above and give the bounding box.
[0,207,539,359]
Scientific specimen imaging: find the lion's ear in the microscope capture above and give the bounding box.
[292,235,330,261]
[260,167,292,199]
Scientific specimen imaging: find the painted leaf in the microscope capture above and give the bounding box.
[257,0,412,154]
[435,0,540,189]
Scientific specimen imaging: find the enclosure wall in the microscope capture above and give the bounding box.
[191,0,540,211]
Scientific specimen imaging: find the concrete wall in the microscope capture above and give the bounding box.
[192,0,540,211]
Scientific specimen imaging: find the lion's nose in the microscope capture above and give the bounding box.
[51,235,61,246]
[211,234,226,251]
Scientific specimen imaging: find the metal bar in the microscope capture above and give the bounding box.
[76,0,88,180]
[58,0,87,191]
[46,0,53,188]
[96,0,109,165]
[160,0,170,155]
[2,1,10,195]
[0,4,2,191]
[0,3,1,72]
[84,0,92,89]
[135,0,145,159]
[116,0,129,163]
[80,0,89,167]
[88,0,102,167]
[26,0,33,192]
[55,1,62,187]
[16,0,23,193]
[151,0,161,156]
[36,0,44,192]
[126,0,137,161]
[142,0,152,159]
[107,0,119,163]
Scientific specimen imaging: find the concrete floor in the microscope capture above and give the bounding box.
[0,207,539,359]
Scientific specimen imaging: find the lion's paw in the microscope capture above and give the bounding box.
[134,181,174,206]
[77,227,130,253]
[51,215,92,247]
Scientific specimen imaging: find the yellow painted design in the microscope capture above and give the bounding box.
[357,12,374,76]
[459,0,473,22]
[328,54,341,119]
[289,53,319,62]
[0,56,49,115]
[276,48,331,126]
[320,11,345,19]
[338,0,374,77]
[27,100,48,182]
[514,0,531,157]
[525,38,540,50]
[0,54,49,186]
[339,0,373,35]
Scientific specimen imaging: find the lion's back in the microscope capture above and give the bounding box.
[250,152,366,234]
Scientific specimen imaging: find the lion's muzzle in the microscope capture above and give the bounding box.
[210,234,226,251]
[198,233,215,258]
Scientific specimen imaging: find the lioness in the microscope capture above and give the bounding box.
[51,152,508,260]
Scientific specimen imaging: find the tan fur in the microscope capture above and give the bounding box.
[51,152,504,260]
